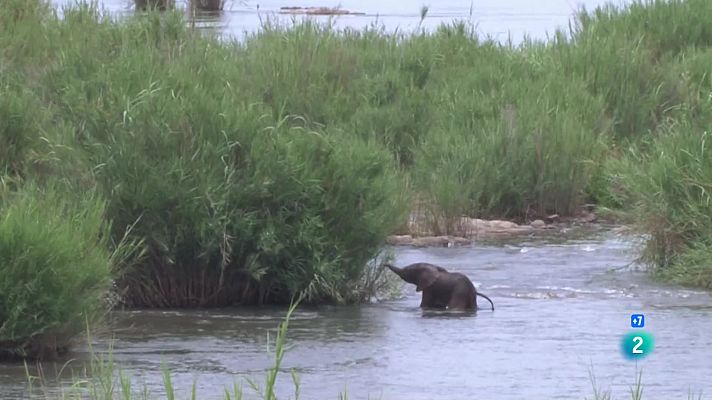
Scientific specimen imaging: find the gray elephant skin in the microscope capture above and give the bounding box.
[386,262,495,311]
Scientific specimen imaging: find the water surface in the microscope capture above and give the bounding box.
[51,0,623,44]
[2,227,711,399]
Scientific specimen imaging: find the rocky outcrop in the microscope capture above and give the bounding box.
[456,217,550,238]
[387,210,602,247]
[387,218,555,247]
[386,235,472,247]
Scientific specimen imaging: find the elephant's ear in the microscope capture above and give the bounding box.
[415,267,439,292]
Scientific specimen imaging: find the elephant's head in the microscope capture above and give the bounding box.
[385,263,443,292]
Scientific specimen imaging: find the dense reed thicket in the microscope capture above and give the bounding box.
[3,0,712,359]
[2,2,410,311]
[565,0,712,288]
[0,185,116,360]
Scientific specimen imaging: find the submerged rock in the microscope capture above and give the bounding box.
[579,210,598,223]
[530,219,546,228]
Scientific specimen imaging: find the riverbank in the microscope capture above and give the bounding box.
[3,0,712,360]
[388,205,608,246]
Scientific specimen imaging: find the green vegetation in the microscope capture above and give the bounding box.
[0,184,119,360]
[569,0,712,288]
[3,0,712,358]
[611,117,712,288]
[2,1,409,311]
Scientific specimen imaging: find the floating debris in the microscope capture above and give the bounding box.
[279,6,365,16]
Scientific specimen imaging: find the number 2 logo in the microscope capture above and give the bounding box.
[621,332,654,360]
[632,336,644,354]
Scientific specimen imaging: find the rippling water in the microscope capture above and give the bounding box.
[50,0,619,44]
[2,227,711,399]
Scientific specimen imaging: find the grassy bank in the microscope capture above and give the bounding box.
[3,0,712,357]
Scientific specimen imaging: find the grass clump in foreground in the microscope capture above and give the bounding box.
[0,184,134,360]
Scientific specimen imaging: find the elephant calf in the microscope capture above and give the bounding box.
[386,262,494,311]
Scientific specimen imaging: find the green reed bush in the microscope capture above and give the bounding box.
[0,0,51,63]
[8,0,712,295]
[603,45,712,289]
[238,21,433,166]
[0,82,44,178]
[573,0,712,56]
[551,0,712,139]
[30,6,407,307]
[414,42,610,229]
[0,185,113,360]
[610,115,712,288]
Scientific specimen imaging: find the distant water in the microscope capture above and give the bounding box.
[50,0,627,44]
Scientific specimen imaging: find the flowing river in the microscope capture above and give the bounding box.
[2,226,712,399]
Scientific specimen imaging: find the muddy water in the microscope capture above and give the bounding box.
[2,227,712,399]
[50,0,618,44]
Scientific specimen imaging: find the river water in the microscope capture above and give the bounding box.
[2,226,712,399]
[49,0,620,44]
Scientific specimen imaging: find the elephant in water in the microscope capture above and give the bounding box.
[386,262,494,311]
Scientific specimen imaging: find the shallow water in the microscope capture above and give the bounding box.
[2,227,712,399]
[50,0,620,44]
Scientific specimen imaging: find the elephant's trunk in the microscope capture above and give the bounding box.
[385,263,406,280]
[385,263,401,274]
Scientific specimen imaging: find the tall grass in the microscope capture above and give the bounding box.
[0,184,119,360]
[3,0,712,311]
[556,0,712,140]
[603,38,712,288]
[610,116,712,288]
[4,4,409,307]
[414,32,610,229]
[0,82,43,179]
